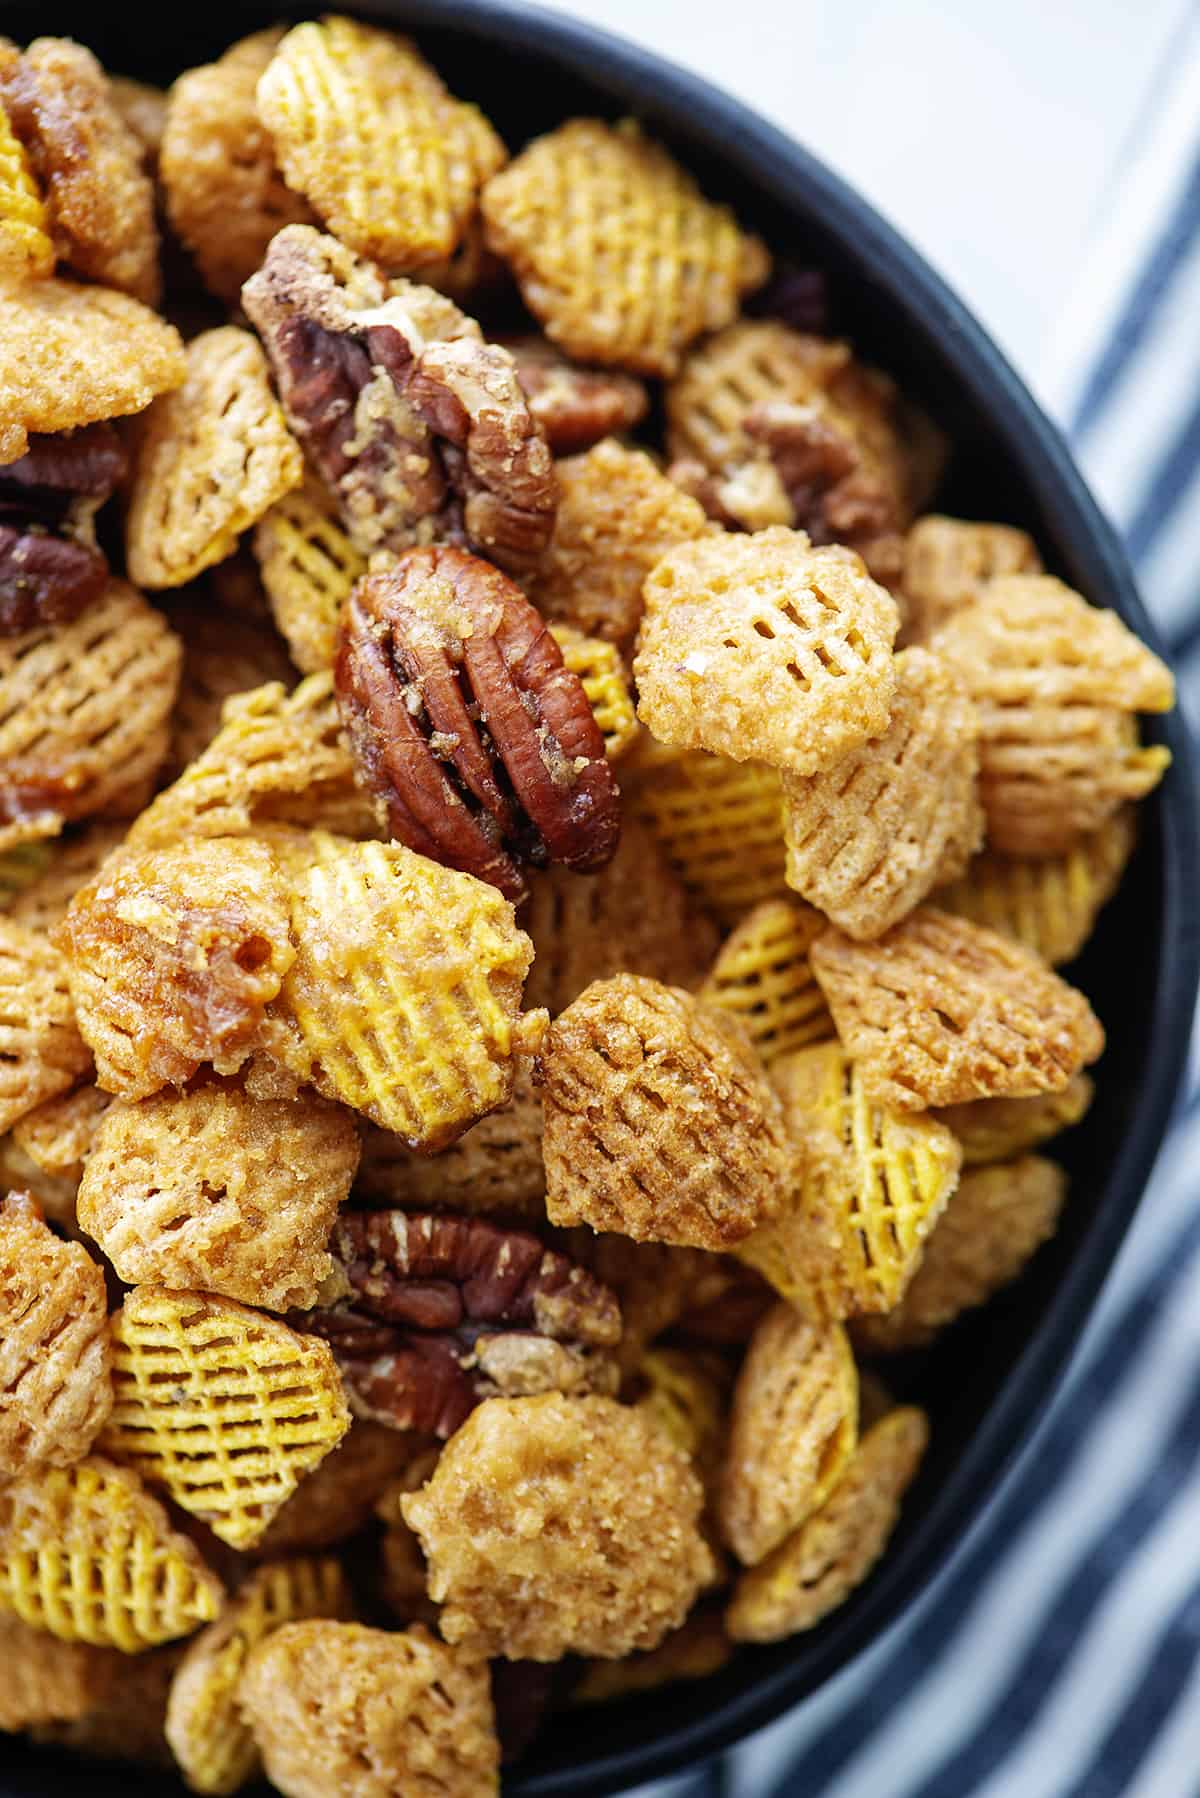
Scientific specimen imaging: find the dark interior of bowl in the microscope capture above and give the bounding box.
[1,2,1197,1793]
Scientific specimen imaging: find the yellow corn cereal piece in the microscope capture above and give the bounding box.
[934,1075,1094,1165]
[0,919,90,1132]
[254,470,367,674]
[548,621,639,763]
[0,99,52,278]
[699,897,834,1063]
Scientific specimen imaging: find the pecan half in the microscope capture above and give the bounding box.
[297,1210,622,1437]
[0,423,128,505]
[744,400,894,545]
[0,424,125,634]
[504,336,649,455]
[335,544,621,901]
[0,526,108,635]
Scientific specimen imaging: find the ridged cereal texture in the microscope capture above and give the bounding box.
[547,621,640,762]
[933,1076,1093,1165]
[0,920,90,1130]
[900,513,1043,640]
[699,898,834,1062]
[254,470,367,674]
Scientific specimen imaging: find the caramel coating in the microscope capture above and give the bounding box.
[255,1423,431,1557]
[573,1606,733,1703]
[539,974,795,1251]
[0,919,90,1131]
[403,1394,715,1660]
[506,337,649,455]
[900,514,1043,641]
[934,1075,1094,1166]
[0,1613,117,1731]
[107,76,166,167]
[7,822,128,935]
[700,897,834,1063]
[254,469,367,674]
[30,1641,184,1767]
[636,527,899,775]
[12,1080,110,1180]
[167,599,296,778]
[0,96,52,278]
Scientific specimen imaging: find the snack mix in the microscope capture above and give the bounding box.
[0,16,1176,1793]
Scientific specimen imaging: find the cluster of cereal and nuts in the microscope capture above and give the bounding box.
[0,17,1174,1796]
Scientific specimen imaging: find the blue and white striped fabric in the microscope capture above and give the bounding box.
[648,13,1200,1796]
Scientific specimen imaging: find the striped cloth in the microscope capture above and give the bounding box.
[645,14,1200,1797]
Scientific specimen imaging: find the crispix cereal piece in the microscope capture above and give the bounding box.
[900,513,1043,640]
[934,1076,1093,1165]
[254,470,367,674]
[0,919,90,1130]
[699,897,833,1063]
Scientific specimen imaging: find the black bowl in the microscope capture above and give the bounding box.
[3,3,1198,1794]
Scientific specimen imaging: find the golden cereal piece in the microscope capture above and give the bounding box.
[0,98,52,278]
[126,328,303,590]
[482,118,769,376]
[623,738,790,926]
[0,1614,117,1730]
[0,582,181,848]
[403,1393,714,1660]
[934,1075,1094,1165]
[667,321,852,473]
[100,1286,351,1551]
[0,1139,78,1234]
[108,76,167,168]
[166,1557,353,1796]
[932,575,1174,855]
[54,835,295,1101]
[728,1406,928,1641]
[573,1606,732,1703]
[523,816,721,1017]
[254,470,367,674]
[0,920,90,1131]
[12,1081,111,1180]
[0,1192,111,1472]
[635,528,899,775]
[853,1155,1067,1353]
[636,1348,730,1515]
[811,907,1105,1111]
[168,601,296,779]
[77,1075,359,1311]
[934,808,1138,967]
[540,974,795,1251]
[161,29,318,303]
[700,898,834,1062]
[31,1641,185,1767]
[736,1043,960,1321]
[257,1423,432,1557]
[261,831,543,1151]
[719,1304,858,1567]
[900,514,1043,640]
[241,1620,499,1798]
[0,837,52,908]
[547,621,639,762]
[0,273,183,465]
[258,17,505,270]
[0,1454,224,1650]
[782,648,984,939]
[7,821,127,934]
[525,439,711,653]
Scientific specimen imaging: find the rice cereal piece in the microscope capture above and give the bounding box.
[812,907,1105,1111]
[240,1619,499,1798]
[900,514,1043,641]
[257,17,506,270]
[107,76,167,168]
[718,1304,858,1567]
[0,581,182,849]
[481,118,769,376]
[160,29,318,303]
[736,1043,960,1321]
[934,1075,1094,1165]
[934,807,1138,967]
[727,1405,928,1641]
[0,919,90,1130]
[932,575,1174,854]
[699,898,834,1062]
[636,528,899,775]
[260,832,544,1151]
[852,1155,1067,1354]
[573,1606,733,1703]
[403,1393,715,1660]
[0,1613,117,1730]
[0,1453,224,1649]
[539,974,795,1251]
[0,1191,111,1472]
[525,439,711,653]
[547,621,640,762]
[166,1557,353,1796]
[781,647,984,938]
[522,816,721,1017]
[30,1641,185,1767]
[167,601,297,778]
[100,1286,351,1550]
[77,1075,359,1310]
[254,469,367,674]
[13,1080,111,1181]
[126,328,303,590]
[256,1423,433,1557]
[0,95,52,277]
[7,821,127,934]
[0,273,184,465]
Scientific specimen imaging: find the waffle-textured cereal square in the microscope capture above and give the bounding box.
[166,1557,353,1796]
[167,600,297,779]
[7,821,127,935]
[160,29,318,303]
[737,1043,961,1320]
[524,439,711,653]
[0,1614,117,1731]
[54,835,295,1100]
[811,907,1105,1111]
[77,1074,359,1311]
[257,17,506,270]
[126,328,303,590]
[781,647,984,938]
[539,974,795,1251]
[0,1140,79,1234]
[635,528,900,774]
[932,575,1174,854]
[0,920,90,1131]
[482,118,769,376]
[934,1075,1093,1165]
[0,1454,224,1650]
[12,1081,111,1180]
[699,898,833,1063]
[260,831,544,1151]
[0,97,52,278]
[0,582,181,848]
[547,622,640,762]
[100,1286,351,1550]
[0,1192,111,1472]
[253,470,367,674]
[666,322,852,478]
[727,1405,928,1641]
[240,1620,500,1798]
[403,1393,714,1660]
[900,514,1043,641]
[853,1155,1067,1353]
[255,1423,432,1557]
[718,1303,858,1567]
